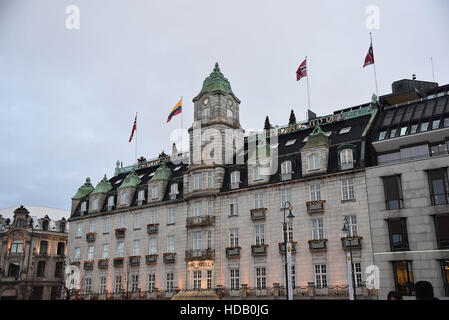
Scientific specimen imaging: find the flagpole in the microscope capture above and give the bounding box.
[431,57,435,82]
[370,33,379,97]
[135,112,138,162]
[181,96,183,154]
[306,56,311,110]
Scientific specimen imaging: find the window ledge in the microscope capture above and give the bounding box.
[133,228,141,231]
[341,199,356,203]
[228,214,239,218]
[167,223,175,226]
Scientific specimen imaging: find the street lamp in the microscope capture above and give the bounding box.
[342,217,356,300]
[283,201,295,300]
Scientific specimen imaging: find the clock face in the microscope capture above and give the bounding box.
[203,98,209,105]
[227,99,233,107]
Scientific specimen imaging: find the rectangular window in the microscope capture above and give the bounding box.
[39,241,48,255]
[151,210,158,224]
[400,144,429,160]
[168,208,176,224]
[166,272,174,292]
[92,199,98,210]
[37,261,46,277]
[194,173,203,190]
[400,126,407,136]
[314,264,327,288]
[230,228,239,248]
[341,178,355,200]
[353,263,362,287]
[377,151,401,164]
[254,166,262,181]
[74,247,81,261]
[430,142,448,156]
[120,192,127,205]
[152,186,159,199]
[192,231,202,250]
[102,244,109,259]
[76,223,82,237]
[392,261,414,296]
[255,224,265,245]
[84,278,92,294]
[344,215,358,237]
[420,121,429,132]
[434,214,449,249]
[378,130,387,140]
[207,231,212,249]
[207,172,213,188]
[230,268,240,290]
[383,175,403,209]
[133,240,140,256]
[119,215,125,228]
[280,188,292,207]
[440,260,449,296]
[148,273,156,292]
[100,277,107,294]
[134,213,141,229]
[103,218,110,233]
[428,168,449,205]
[137,189,145,201]
[131,274,139,293]
[309,184,321,201]
[193,270,201,289]
[89,220,96,233]
[207,270,213,289]
[114,275,122,293]
[80,201,87,213]
[87,245,94,260]
[312,218,324,240]
[117,241,124,257]
[256,267,266,289]
[229,197,239,215]
[207,200,213,216]
[107,196,114,209]
[149,238,157,254]
[167,236,175,252]
[387,218,409,251]
[291,265,296,288]
[254,193,264,209]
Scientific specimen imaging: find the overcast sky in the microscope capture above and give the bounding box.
[0,0,448,211]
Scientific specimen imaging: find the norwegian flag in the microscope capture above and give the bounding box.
[363,43,374,67]
[129,113,137,143]
[296,58,307,81]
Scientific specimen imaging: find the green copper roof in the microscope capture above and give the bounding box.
[72,178,94,199]
[150,162,172,181]
[118,171,141,189]
[302,124,329,150]
[92,174,113,194]
[193,63,234,100]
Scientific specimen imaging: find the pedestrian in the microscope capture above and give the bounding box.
[387,291,403,300]
[415,281,439,300]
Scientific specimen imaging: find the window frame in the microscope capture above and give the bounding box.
[387,218,409,251]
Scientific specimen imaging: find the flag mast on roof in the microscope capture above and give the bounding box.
[296,56,311,118]
[363,32,379,98]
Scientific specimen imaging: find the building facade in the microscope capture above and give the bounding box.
[67,63,380,299]
[365,80,449,299]
[0,206,68,300]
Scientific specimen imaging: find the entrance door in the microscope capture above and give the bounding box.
[190,269,213,289]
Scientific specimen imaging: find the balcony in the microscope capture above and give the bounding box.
[185,249,215,261]
[341,236,363,250]
[163,252,176,264]
[83,261,94,271]
[145,254,158,265]
[98,259,109,269]
[86,232,96,242]
[308,239,328,251]
[340,161,355,171]
[306,200,325,213]
[278,242,297,254]
[129,256,141,266]
[186,216,215,228]
[251,244,268,256]
[147,224,159,234]
[225,247,241,259]
[250,208,267,221]
[36,252,50,258]
[113,257,124,267]
[115,228,126,238]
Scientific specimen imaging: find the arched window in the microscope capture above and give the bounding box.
[308,154,320,171]
[10,240,24,253]
[340,149,354,164]
[281,160,292,175]
[231,171,240,184]
[42,220,49,231]
[202,108,210,121]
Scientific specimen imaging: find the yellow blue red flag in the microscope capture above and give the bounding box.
[167,98,182,123]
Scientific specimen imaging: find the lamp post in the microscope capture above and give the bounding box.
[342,217,356,300]
[283,201,295,300]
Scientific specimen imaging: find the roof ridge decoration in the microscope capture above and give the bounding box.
[13,205,29,215]
[72,178,94,200]
[92,174,113,194]
[118,170,141,189]
[150,162,172,181]
[193,62,239,101]
[301,123,329,150]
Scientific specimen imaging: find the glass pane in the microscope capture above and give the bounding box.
[378,131,387,140]
[432,119,441,129]
[410,124,418,134]
[420,122,429,132]
[400,127,407,136]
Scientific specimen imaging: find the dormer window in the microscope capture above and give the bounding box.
[170,183,179,199]
[152,186,159,199]
[340,149,354,165]
[120,193,128,205]
[92,199,99,211]
[137,190,145,202]
[285,140,296,146]
[308,154,320,171]
[339,127,351,134]
[281,160,292,175]
[254,166,262,181]
[42,220,49,231]
[60,222,66,233]
[107,196,114,210]
[231,171,240,184]
[16,219,24,228]
[80,201,87,214]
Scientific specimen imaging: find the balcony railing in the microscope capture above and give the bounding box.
[225,247,241,259]
[186,216,215,228]
[280,173,292,181]
[185,249,215,261]
[278,242,297,254]
[145,254,158,265]
[250,208,267,221]
[251,244,268,256]
[339,161,355,171]
[86,232,96,242]
[308,239,328,251]
[113,257,124,267]
[98,259,109,269]
[147,224,159,234]
[341,236,363,250]
[163,252,176,264]
[230,182,240,190]
[83,261,94,270]
[306,200,325,213]
[129,256,141,266]
[115,228,126,238]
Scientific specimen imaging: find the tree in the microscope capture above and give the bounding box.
[289,109,297,126]
[264,116,273,131]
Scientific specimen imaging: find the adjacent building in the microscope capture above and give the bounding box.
[0,206,69,300]
[67,63,379,299]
